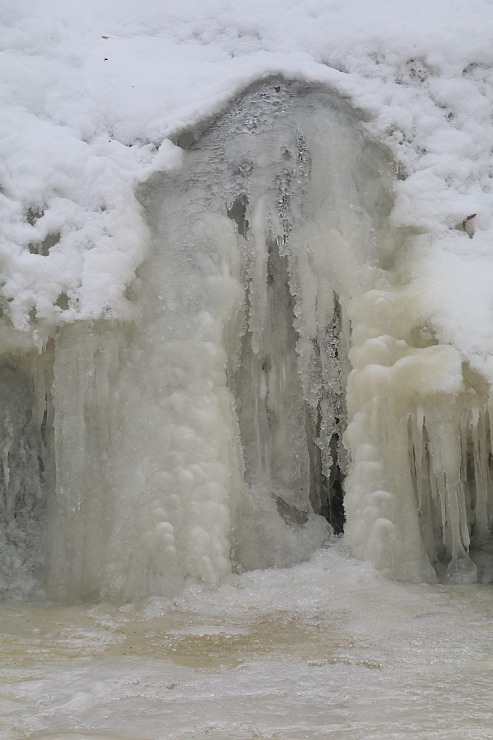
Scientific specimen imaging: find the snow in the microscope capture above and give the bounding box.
[2,0,493,373]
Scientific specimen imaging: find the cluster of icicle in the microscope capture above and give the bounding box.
[2,79,493,601]
[345,280,493,584]
[410,402,493,583]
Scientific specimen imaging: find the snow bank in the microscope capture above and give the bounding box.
[2,0,493,374]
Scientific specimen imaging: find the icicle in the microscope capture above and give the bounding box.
[1,438,11,498]
[425,409,476,583]
[470,407,489,542]
[46,323,117,599]
[460,410,472,531]
[409,409,439,566]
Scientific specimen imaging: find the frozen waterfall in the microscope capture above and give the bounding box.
[1,80,492,600]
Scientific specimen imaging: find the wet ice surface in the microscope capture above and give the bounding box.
[2,544,493,740]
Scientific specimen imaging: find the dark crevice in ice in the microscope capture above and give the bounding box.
[226,194,249,237]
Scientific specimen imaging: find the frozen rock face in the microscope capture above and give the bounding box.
[0,79,488,600]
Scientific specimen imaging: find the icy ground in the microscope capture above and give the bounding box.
[2,0,493,376]
[2,545,493,739]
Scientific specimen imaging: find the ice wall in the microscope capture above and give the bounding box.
[0,79,489,600]
[139,81,399,582]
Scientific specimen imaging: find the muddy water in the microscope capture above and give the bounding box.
[2,546,493,739]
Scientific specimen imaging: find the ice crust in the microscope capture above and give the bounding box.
[2,0,493,597]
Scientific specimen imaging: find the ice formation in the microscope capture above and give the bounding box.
[1,75,493,600]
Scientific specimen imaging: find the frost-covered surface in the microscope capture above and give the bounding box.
[2,0,493,368]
